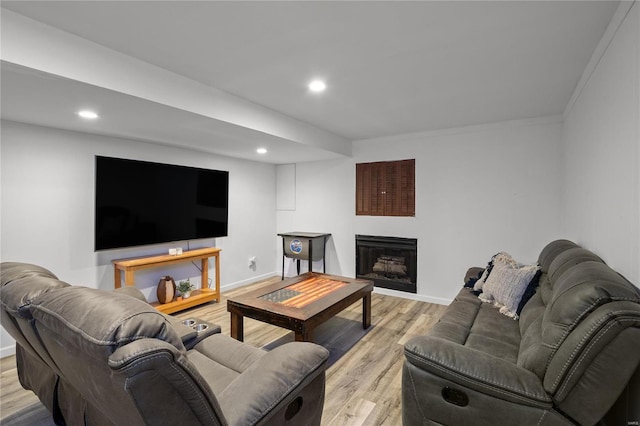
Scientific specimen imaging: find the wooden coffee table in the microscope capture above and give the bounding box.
[227,272,373,343]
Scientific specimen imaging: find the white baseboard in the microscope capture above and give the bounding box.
[220,271,279,292]
[372,287,452,306]
[1,344,16,359]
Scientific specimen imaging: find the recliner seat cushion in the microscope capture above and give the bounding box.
[188,334,265,395]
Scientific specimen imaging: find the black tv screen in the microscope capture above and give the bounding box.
[95,156,228,250]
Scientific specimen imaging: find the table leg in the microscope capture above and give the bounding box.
[124,270,135,286]
[282,238,286,280]
[363,293,372,329]
[214,253,220,302]
[295,328,313,343]
[114,268,122,289]
[230,312,244,341]
[201,257,209,291]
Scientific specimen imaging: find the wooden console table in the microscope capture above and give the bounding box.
[112,247,221,314]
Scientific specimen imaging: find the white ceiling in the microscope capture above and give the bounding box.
[0,1,620,163]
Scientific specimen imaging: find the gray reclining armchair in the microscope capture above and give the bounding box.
[1,262,329,425]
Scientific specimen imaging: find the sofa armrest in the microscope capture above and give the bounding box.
[464,267,485,288]
[405,335,550,406]
[163,315,222,349]
[218,342,329,426]
[109,339,226,426]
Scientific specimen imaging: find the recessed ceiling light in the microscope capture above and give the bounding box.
[78,110,98,119]
[256,148,267,154]
[308,80,326,93]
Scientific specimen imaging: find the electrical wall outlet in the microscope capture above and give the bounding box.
[248,256,256,268]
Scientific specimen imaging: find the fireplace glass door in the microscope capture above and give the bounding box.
[356,235,417,293]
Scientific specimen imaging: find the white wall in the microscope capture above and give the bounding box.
[277,158,357,279]
[277,116,563,304]
[0,120,278,357]
[561,5,640,419]
[562,2,640,285]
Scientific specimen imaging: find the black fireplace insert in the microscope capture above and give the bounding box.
[356,235,417,293]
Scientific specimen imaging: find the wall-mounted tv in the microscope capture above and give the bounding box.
[95,156,229,251]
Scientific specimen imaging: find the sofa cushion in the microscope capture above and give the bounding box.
[432,289,520,362]
[537,240,579,273]
[1,270,69,319]
[189,333,265,394]
[193,333,264,373]
[518,291,545,333]
[0,262,58,286]
[218,342,329,426]
[517,311,552,379]
[466,306,521,362]
[1,276,70,319]
[547,247,604,282]
[542,261,640,350]
[519,260,640,382]
[536,273,554,305]
[188,350,241,395]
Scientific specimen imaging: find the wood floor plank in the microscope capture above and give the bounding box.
[0,360,43,418]
[326,397,376,426]
[0,275,447,425]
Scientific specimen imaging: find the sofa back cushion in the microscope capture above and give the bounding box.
[1,262,58,286]
[541,261,639,353]
[537,240,579,274]
[547,248,603,283]
[516,292,550,379]
[518,246,640,423]
[518,245,619,381]
[541,262,640,422]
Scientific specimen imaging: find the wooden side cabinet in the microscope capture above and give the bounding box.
[112,247,221,314]
[356,159,415,217]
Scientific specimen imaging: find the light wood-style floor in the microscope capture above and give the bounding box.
[0,276,447,425]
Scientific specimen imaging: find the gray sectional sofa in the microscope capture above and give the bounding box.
[402,239,640,425]
[0,262,329,426]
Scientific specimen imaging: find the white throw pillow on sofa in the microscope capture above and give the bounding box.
[479,257,540,320]
[473,252,517,292]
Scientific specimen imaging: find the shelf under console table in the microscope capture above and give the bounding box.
[112,247,221,314]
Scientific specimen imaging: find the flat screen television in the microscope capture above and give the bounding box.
[95,156,229,251]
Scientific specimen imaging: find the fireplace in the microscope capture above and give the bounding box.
[356,235,417,293]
